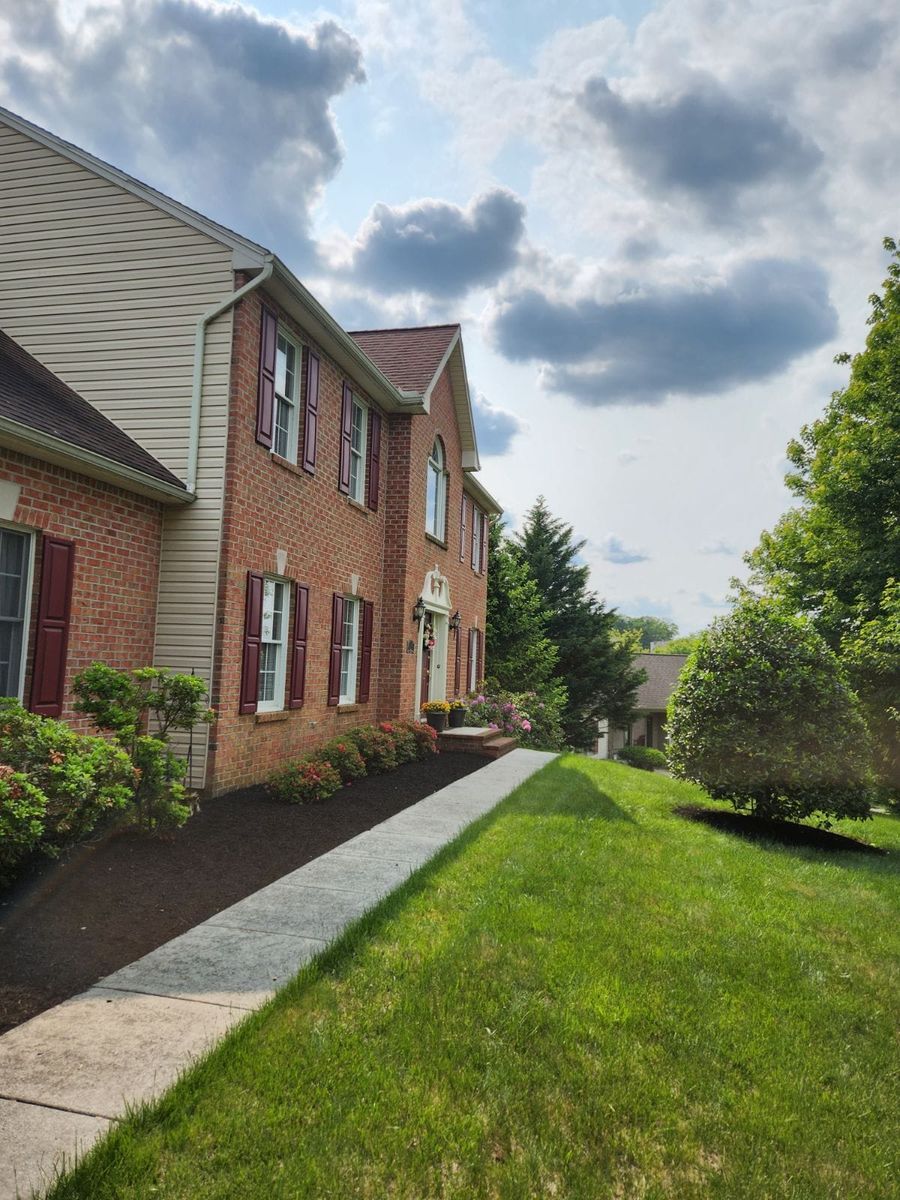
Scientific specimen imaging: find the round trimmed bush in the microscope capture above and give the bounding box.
[321,739,367,784]
[617,745,667,771]
[269,755,342,804]
[346,725,399,773]
[666,600,872,824]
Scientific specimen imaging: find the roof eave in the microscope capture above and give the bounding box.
[462,472,502,516]
[0,417,192,505]
[268,259,415,412]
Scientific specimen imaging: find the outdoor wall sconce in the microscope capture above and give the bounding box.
[449,610,462,631]
[412,595,427,623]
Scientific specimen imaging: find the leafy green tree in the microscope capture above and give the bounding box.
[747,237,900,793]
[667,599,872,825]
[610,614,678,649]
[513,497,643,748]
[841,581,900,802]
[653,633,703,655]
[485,516,559,693]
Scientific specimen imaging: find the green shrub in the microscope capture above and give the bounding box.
[72,663,213,833]
[270,755,342,804]
[321,738,367,784]
[395,720,438,758]
[0,699,133,846]
[346,725,399,773]
[616,745,667,771]
[379,722,417,764]
[667,599,873,825]
[0,764,47,884]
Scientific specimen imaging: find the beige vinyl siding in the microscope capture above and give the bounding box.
[0,120,237,785]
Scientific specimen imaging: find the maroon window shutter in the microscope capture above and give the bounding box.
[338,384,353,494]
[239,572,264,714]
[29,535,75,718]
[480,512,488,574]
[328,593,345,705]
[367,409,381,511]
[465,627,473,693]
[302,350,319,474]
[471,506,480,570]
[477,628,483,683]
[454,625,461,696]
[289,583,309,709]
[358,600,374,702]
[459,495,468,562]
[256,306,277,448]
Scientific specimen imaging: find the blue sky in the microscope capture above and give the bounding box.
[2,0,897,633]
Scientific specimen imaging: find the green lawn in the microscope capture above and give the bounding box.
[50,758,899,1199]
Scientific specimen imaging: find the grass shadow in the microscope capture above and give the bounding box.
[512,758,637,823]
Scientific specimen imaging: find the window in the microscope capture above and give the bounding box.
[273,331,299,461]
[0,527,31,700]
[348,395,367,502]
[468,628,480,692]
[426,438,447,540]
[257,577,287,711]
[339,597,360,703]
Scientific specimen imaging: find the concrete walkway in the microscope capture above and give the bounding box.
[0,748,555,1199]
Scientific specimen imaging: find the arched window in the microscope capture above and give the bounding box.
[426,437,447,540]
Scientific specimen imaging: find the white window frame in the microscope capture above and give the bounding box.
[468,628,479,692]
[426,438,447,540]
[273,328,301,462]
[0,523,34,703]
[257,577,288,713]
[339,596,360,704]
[348,394,368,503]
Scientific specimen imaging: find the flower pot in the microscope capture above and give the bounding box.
[424,711,448,732]
[448,708,466,729]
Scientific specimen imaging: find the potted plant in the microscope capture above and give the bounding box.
[421,699,450,732]
[448,699,467,728]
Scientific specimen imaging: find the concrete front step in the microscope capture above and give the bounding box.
[436,726,517,758]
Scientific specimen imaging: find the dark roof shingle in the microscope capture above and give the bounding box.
[634,653,689,711]
[348,324,458,395]
[0,331,185,491]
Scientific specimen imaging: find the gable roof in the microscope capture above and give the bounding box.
[0,331,189,501]
[634,653,689,711]
[348,325,459,395]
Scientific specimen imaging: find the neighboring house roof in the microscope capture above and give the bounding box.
[0,330,189,502]
[348,325,459,395]
[634,653,689,711]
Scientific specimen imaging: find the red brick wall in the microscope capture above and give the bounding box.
[376,366,489,718]
[0,447,163,729]
[208,288,390,795]
[210,291,490,795]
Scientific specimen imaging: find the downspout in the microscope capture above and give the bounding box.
[186,255,274,493]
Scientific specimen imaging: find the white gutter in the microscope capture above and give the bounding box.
[187,257,274,493]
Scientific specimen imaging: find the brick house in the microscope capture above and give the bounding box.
[0,106,500,794]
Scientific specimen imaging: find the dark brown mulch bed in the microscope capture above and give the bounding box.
[0,752,485,1034]
[673,804,887,856]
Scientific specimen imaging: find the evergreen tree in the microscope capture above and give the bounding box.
[513,497,643,748]
[484,517,559,693]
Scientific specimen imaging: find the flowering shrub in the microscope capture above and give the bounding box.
[321,738,367,784]
[464,684,566,750]
[0,764,47,884]
[383,722,417,764]
[397,720,439,757]
[347,725,399,773]
[269,755,342,804]
[0,698,133,846]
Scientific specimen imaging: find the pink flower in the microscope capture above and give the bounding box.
[488,722,498,730]
[476,694,485,703]
[522,720,532,732]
